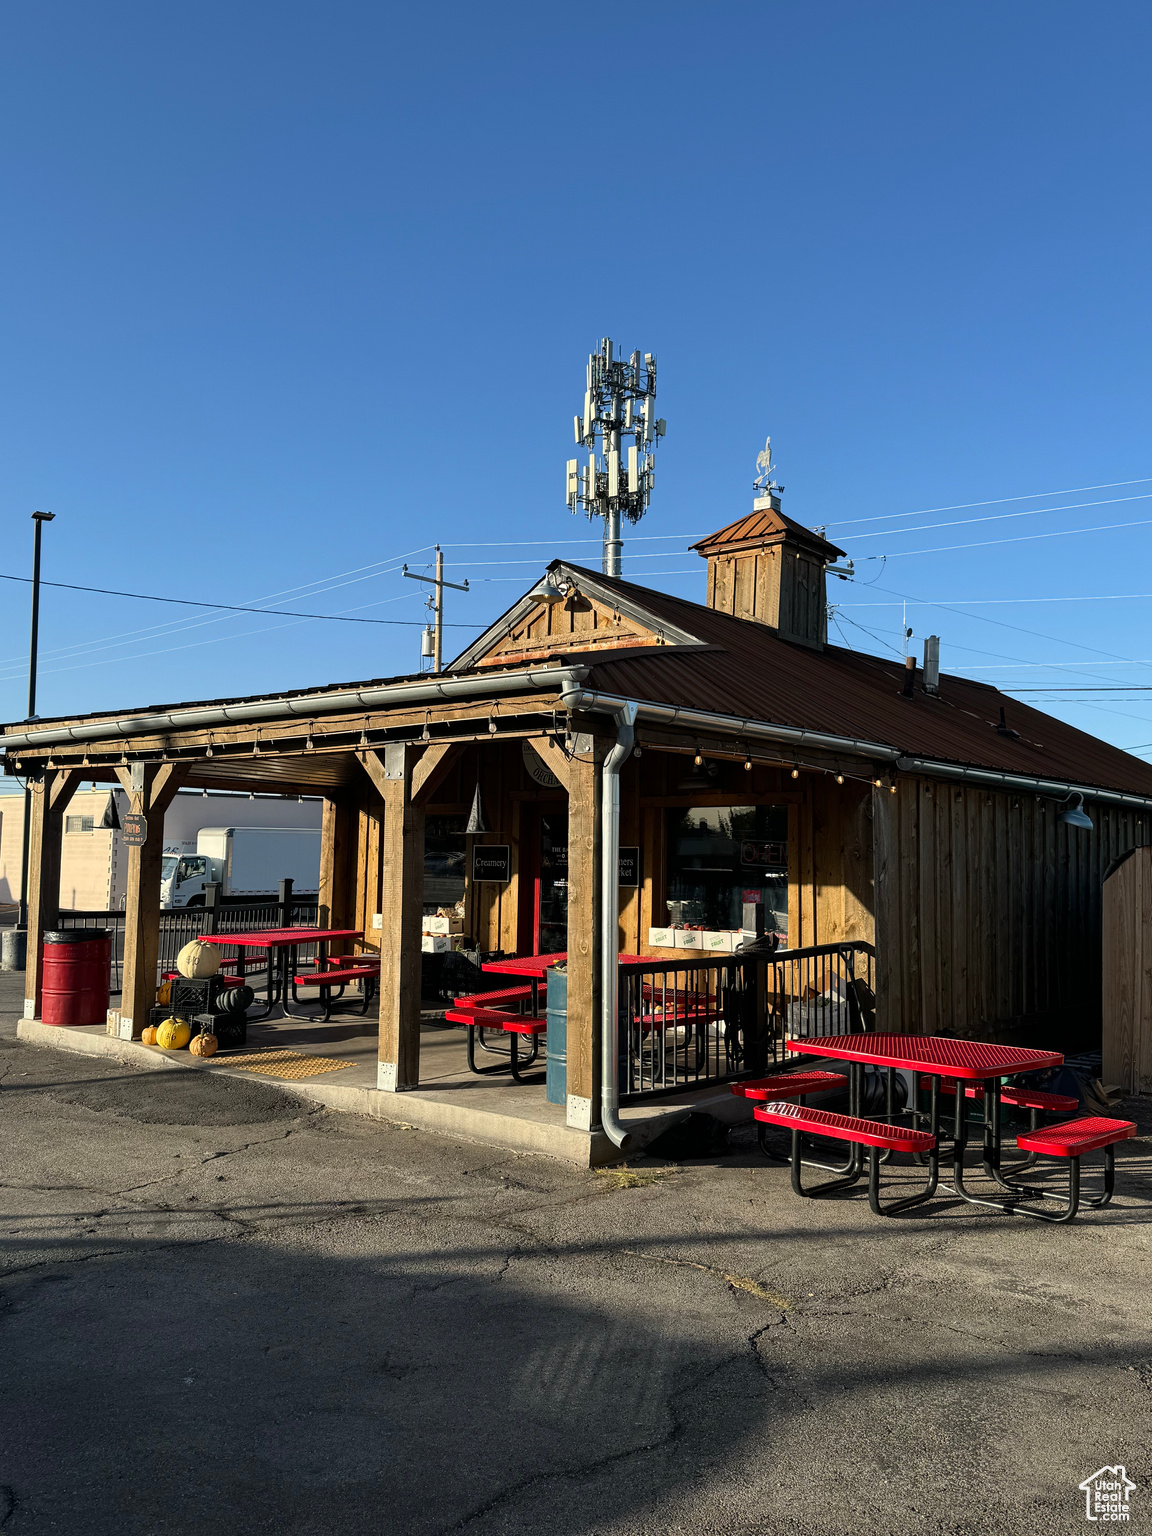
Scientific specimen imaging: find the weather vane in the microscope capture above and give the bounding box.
[566,339,665,577]
[753,435,782,497]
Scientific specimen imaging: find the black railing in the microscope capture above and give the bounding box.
[57,887,323,995]
[618,941,876,1103]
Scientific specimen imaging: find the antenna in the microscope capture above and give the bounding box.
[566,338,665,577]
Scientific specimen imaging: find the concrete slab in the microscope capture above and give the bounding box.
[17,1013,753,1166]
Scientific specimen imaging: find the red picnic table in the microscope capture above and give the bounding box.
[199,927,366,1020]
[784,1032,1064,1211]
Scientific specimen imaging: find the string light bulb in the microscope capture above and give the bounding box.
[744,757,753,772]
[836,774,844,785]
[791,766,800,779]
[694,752,704,767]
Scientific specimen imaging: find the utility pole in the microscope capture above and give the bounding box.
[402,546,469,674]
[18,511,55,930]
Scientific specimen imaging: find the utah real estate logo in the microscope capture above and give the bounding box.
[1079,1466,1136,1522]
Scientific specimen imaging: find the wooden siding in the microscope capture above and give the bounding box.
[1102,846,1152,1093]
[875,776,1144,1046]
[704,546,827,648]
[478,593,661,668]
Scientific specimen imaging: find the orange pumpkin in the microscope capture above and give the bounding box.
[189,1027,218,1058]
[141,1024,159,1046]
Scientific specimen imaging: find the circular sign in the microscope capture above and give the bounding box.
[522,739,562,789]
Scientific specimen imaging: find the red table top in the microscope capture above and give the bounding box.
[198,928,364,948]
[482,952,645,977]
[786,1033,1063,1079]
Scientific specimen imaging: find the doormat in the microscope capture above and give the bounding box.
[223,1050,351,1080]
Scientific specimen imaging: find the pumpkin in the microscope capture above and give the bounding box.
[141,1024,159,1046]
[176,940,221,979]
[189,1027,218,1058]
[156,1016,192,1050]
[157,979,172,1006]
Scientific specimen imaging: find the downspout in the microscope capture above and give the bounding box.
[599,699,637,1152]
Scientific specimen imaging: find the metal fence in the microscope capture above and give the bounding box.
[619,941,876,1103]
[57,891,322,995]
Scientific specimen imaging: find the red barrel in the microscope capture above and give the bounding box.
[41,929,112,1027]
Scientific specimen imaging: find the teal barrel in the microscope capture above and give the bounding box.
[545,965,567,1105]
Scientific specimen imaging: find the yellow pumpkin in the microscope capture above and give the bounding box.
[156,1016,192,1050]
[141,1024,159,1046]
[176,940,221,979]
[157,979,172,1005]
[189,1027,218,1058]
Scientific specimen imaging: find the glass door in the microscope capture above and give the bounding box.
[535,811,569,954]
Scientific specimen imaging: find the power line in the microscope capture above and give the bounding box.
[839,492,1152,543]
[856,514,1152,561]
[829,475,1152,529]
[0,570,435,624]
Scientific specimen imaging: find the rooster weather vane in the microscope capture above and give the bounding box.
[754,436,782,497]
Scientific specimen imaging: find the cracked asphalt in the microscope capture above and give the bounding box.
[2,968,1151,1535]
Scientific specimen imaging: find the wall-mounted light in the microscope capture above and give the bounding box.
[1058,793,1093,831]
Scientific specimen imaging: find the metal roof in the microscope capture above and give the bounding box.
[689,507,846,560]
[562,566,1152,800]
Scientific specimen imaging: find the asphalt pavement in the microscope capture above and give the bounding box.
[1,966,1150,1535]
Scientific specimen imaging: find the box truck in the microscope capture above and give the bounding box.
[160,827,322,909]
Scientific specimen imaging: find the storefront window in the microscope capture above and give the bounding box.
[665,804,789,938]
[425,815,467,907]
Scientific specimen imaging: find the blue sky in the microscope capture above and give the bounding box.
[2,1,1151,771]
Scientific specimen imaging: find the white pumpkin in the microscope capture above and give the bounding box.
[176,940,222,979]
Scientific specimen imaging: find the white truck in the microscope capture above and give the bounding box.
[160,827,322,909]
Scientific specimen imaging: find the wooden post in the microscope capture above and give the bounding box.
[319,792,358,934]
[23,768,86,1019]
[362,745,426,1091]
[357,741,464,1092]
[110,762,189,1040]
[564,748,602,1131]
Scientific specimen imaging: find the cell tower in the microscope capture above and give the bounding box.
[566,339,665,577]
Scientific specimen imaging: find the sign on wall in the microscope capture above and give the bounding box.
[121,813,148,848]
[472,844,511,884]
[618,846,640,887]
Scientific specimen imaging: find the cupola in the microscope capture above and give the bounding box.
[691,489,846,650]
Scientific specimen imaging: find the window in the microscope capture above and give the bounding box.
[425,815,466,906]
[665,804,789,938]
[176,857,207,882]
[65,815,94,834]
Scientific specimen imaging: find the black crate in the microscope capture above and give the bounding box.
[205,1013,248,1050]
[171,976,237,1016]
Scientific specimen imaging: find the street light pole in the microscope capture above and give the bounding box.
[18,511,55,930]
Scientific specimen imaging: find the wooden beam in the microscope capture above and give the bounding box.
[410,741,464,806]
[23,769,85,1019]
[534,737,575,795]
[110,762,190,1040]
[564,748,602,1129]
[376,745,425,1091]
[49,769,87,813]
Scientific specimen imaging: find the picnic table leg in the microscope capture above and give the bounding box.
[788,1126,863,1199]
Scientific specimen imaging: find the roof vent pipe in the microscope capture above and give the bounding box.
[901,656,916,698]
[923,636,940,696]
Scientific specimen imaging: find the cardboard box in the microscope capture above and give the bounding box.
[421,934,450,953]
[674,929,702,950]
[423,916,464,935]
[648,927,676,948]
[702,930,736,953]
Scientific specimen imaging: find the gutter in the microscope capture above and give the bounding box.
[0,666,590,753]
[557,687,901,764]
[895,757,1152,812]
[560,687,1152,811]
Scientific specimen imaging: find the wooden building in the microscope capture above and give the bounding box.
[6,498,1152,1158]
